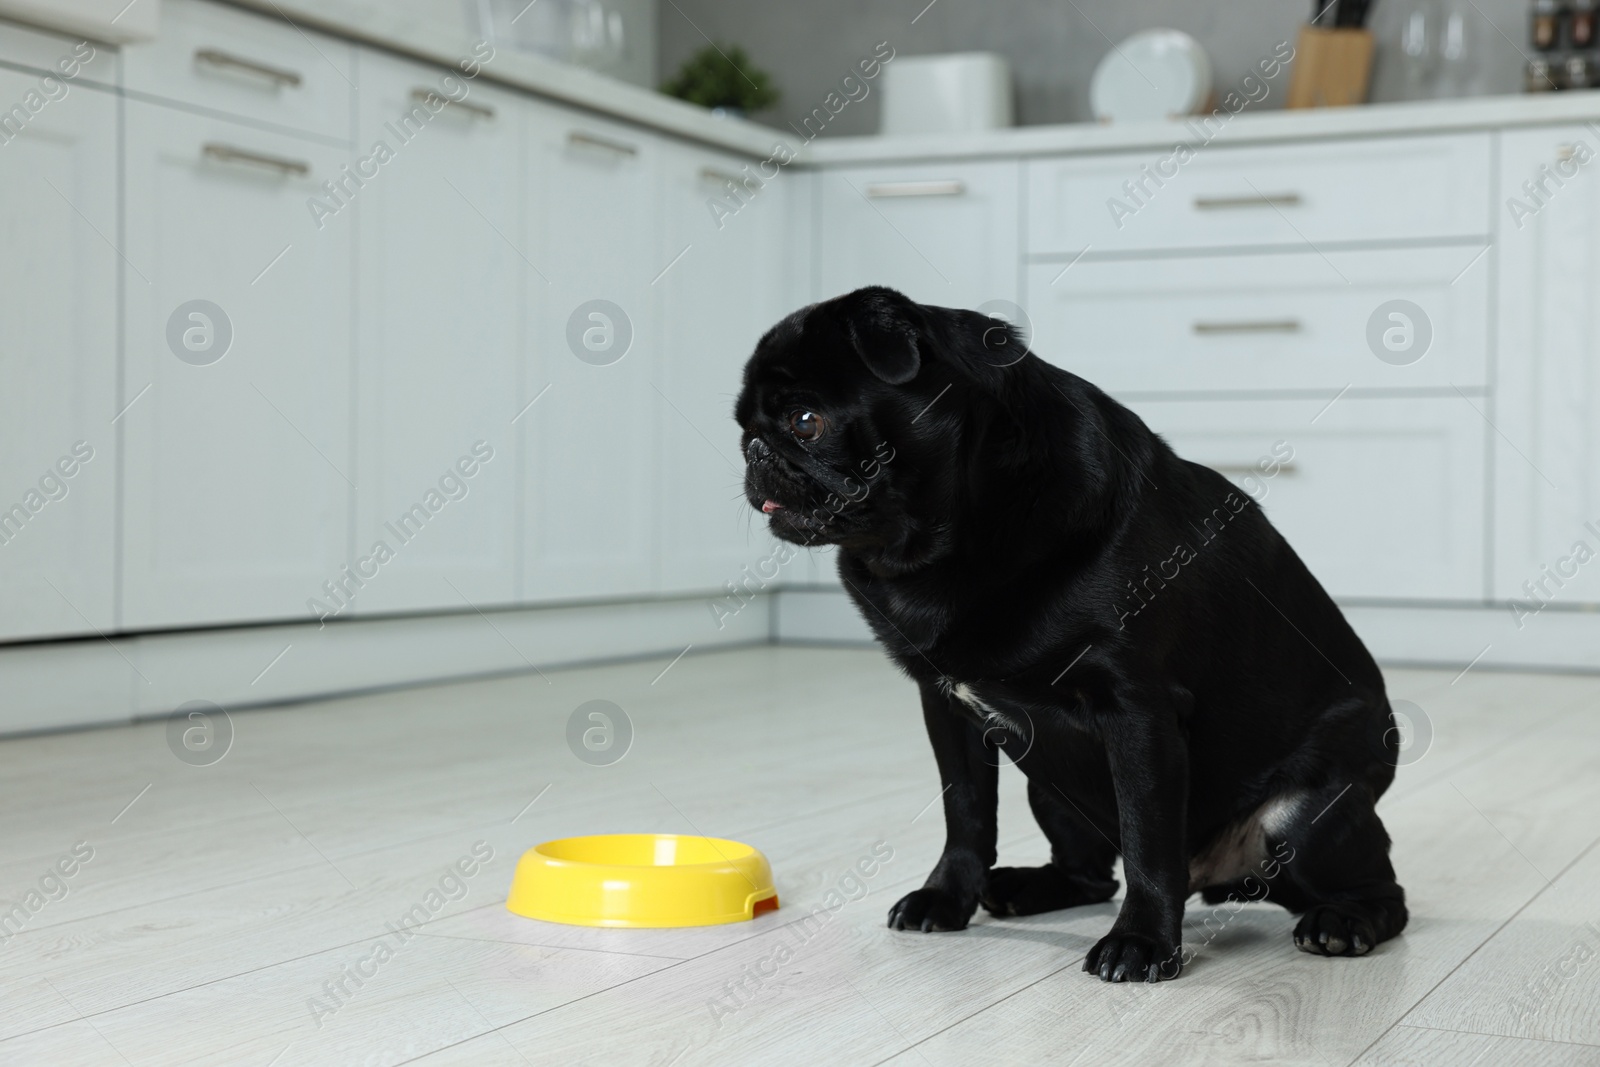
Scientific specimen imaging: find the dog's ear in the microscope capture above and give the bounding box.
[845,288,921,385]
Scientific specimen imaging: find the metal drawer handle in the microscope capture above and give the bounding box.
[202,142,310,176]
[1210,462,1300,476]
[1192,319,1302,335]
[1193,192,1302,210]
[412,87,494,119]
[700,166,745,185]
[864,179,966,198]
[568,130,637,156]
[194,48,303,87]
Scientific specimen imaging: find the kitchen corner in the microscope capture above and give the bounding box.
[5,0,1600,684]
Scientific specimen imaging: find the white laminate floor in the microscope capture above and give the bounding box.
[2,645,1599,1066]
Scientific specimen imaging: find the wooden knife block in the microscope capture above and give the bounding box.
[1286,27,1375,108]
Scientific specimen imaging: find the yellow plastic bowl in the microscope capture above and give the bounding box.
[506,833,779,928]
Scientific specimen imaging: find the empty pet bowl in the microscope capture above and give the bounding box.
[506,833,779,928]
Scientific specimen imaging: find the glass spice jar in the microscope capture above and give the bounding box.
[1527,56,1556,91]
[1565,52,1593,89]
[1532,0,1563,51]
[1574,0,1598,47]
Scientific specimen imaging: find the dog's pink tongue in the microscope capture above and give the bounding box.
[762,500,784,514]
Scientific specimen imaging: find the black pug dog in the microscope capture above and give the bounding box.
[734,286,1408,982]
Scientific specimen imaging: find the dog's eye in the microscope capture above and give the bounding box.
[788,410,826,442]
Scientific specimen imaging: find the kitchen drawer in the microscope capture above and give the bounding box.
[1126,396,1486,602]
[817,159,1019,309]
[1027,245,1488,394]
[0,17,117,85]
[122,0,352,142]
[1026,133,1491,255]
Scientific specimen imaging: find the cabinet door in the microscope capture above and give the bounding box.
[520,104,657,600]
[653,142,796,594]
[1494,127,1600,607]
[121,101,354,629]
[816,160,1019,311]
[352,52,521,614]
[1128,397,1486,603]
[0,62,117,640]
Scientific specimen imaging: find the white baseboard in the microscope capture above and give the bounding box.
[5,588,1595,737]
[0,639,139,735]
[773,586,874,645]
[0,593,771,737]
[774,587,1600,673]
[1343,601,1600,673]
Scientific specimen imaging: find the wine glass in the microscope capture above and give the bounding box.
[1437,5,1482,96]
[569,0,625,66]
[1398,0,1440,98]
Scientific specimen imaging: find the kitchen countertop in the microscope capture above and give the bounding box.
[231,0,1600,163]
[225,0,782,157]
[808,90,1600,164]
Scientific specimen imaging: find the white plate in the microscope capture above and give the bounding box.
[1090,29,1213,123]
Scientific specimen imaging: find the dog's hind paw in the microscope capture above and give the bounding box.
[887,887,973,932]
[1293,904,1378,957]
[1084,931,1183,983]
[981,865,1118,917]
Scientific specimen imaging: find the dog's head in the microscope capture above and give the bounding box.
[734,287,1030,569]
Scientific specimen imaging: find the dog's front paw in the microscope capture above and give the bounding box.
[1294,904,1377,957]
[887,887,973,932]
[1084,930,1182,982]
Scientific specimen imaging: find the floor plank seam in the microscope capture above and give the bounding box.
[1383,706,1570,806]
[1342,831,1600,1067]
[394,956,698,1065]
[406,929,690,962]
[0,854,341,945]
[6,860,941,1054]
[1395,1022,1600,1052]
[0,902,506,1048]
[864,960,1084,1067]
[734,781,941,840]
[388,870,967,1064]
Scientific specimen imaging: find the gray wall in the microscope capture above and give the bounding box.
[658,0,1530,138]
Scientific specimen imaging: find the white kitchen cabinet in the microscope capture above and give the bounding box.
[520,104,659,600]
[351,52,521,614]
[0,58,117,640]
[1128,396,1486,602]
[652,141,799,595]
[1494,126,1600,607]
[120,99,354,629]
[816,160,1019,311]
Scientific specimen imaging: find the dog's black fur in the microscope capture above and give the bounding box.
[735,286,1408,982]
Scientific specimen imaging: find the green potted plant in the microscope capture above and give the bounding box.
[661,43,779,118]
